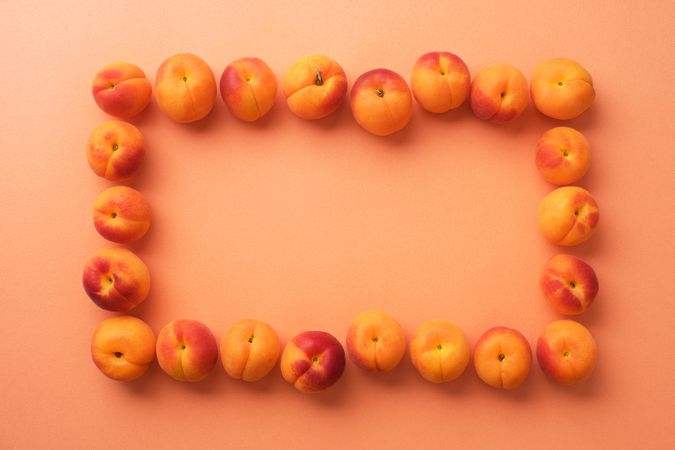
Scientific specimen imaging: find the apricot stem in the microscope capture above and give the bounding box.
[111,212,117,219]
[114,352,122,358]
[569,281,576,288]
[315,71,324,86]
[312,356,319,363]
[498,353,505,362]
[112,143,119,151]
[375,88,384,97]
[248,336,254,343]
[183,76,188,82]
[436,344,442,350]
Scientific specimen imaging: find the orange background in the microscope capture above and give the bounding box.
[2,1,674,448]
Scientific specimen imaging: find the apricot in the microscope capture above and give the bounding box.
[350,68,413,136]
[538,186,599,246]
[282,55,347,120]
[535,127,590,185]
[537,320,597,385]
[93,186,151,244]
[346,310,406,372]
[82,247,150,312]
[155,53,217,123]
[86,120,144,182]
[470,64,528,123]
[280,331,346,393]
[220,319,280,382]
[92,61,151,118]
[91,316,156,381]
[411,51,471,113]
[473,327,531,389]
[540,254,599,315]
[156,319,219,382]
[531,58,595,120]
[409,320,470,383]
[220,57,277,122]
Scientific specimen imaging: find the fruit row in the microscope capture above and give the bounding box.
[92,313,597,391]
[92,53,595,136]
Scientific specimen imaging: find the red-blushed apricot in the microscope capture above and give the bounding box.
[470,64,528,123]
[156,319,219,382]
[531,58,595,120]
[280,331,345,393]
[220,57,277,122]
[473,327,532,389]
[537,320,597,385]
[538,186,600,246]
[155,53,217,123]
[535,127,590,185]
[350,68,413,136]
[92,61,152,118]
[411,51,471,113]
[540,254,599,315]
[409,320,470,383]
[220,319,281,382]
[93,186,151,244]
[91,316,156,381]
[86,120,144,181]
[282,55,347,120]
[346,310,406,372]
[82,247,150,312]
